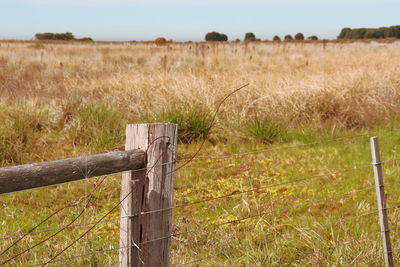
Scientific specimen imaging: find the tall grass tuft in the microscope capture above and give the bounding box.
[149,104,212,143]
[0,105,48,165]
[64,101,126,150]
[245,115,287,144]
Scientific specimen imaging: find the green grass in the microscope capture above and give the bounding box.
[245,115,287,144]
[145,104,213,143]
[1,109,400,265]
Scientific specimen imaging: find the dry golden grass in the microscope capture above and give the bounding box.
[2,41,400,266]
[1,41,400,130]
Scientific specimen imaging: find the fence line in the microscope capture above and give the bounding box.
[0,161,374,242]
[42,130,176,267]
[173,252,227,267]
[17,182,381,266]
[172,209,383,266]
[173,230,384,267]
[28,244,138,267]
[0,175,109,266]
[3,172,398,246]
[178,129,400,162]
[287,231,382,265]
[2,128,400,265]
[138,185,378,246]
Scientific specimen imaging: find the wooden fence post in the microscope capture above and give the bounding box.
[119,123,178,267]
[370,136,394,267]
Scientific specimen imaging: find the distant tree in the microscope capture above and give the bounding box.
[35,32,53,40]
[205,31,218,41]
[307,35,318,40]
[154,37,167,46]
[219,33,228,41]
[338,26,400,39]
[273,35,281,41]
[294,32,304,40]
[64,32,75,40]
[244,32,256,41]
[338,27,352,39]
[233,38,241,43]
[284,34,293,41]
[205,31,228,41]
[35,32,77,41]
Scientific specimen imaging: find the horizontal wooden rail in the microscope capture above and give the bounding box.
[0,149,145,194]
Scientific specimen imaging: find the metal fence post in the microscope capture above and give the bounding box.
[370,136,394,267]
[119,123,178,267]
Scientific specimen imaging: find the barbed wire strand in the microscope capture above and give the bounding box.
[173,204,394,266]
[136,163,373,217]
[285,231,382,265]
[29,209,391,267]
[0,175,109,266]
[173,252,227,267]
[172,83,250,173]
[1,84,249,266]
[2,118,399,264]
[24,204,400,266]
[174,204,399,266]
[3,127,398,197]
[28,244,137,267]
[172,209,382,266]
[0,216,122,240]
[0,203,76,256]
[40,139,170,266]
[0,176,116,244]
[3,168,398,245]
[138,185,377,246]
[177,128,400,163]
[0,160,374,242]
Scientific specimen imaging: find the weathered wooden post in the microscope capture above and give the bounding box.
[370,136,394,267]
[119,123,178,267]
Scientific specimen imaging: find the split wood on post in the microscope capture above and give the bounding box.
[119,123,178,267]
[370,136,394,267]
[0,150,145,194]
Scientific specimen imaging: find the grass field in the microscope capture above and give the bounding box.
[1,41,400,266]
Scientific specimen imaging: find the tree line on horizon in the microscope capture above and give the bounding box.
[338,25,400,39]
[205,31,318,42]
[35,32,93,42]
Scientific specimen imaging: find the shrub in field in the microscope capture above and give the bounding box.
[307,35,318,40]
[154,37,167,46]
[245,115,287,144]
[205,32,228,42]
[150,104,212,143]
[284,34,293,41]
[295,32,305,40]
[244,32,256,41]
[273,35,281,41]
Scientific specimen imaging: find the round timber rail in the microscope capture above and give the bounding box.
[0,149,145,194]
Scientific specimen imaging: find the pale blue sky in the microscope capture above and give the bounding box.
[1,0,399,41]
